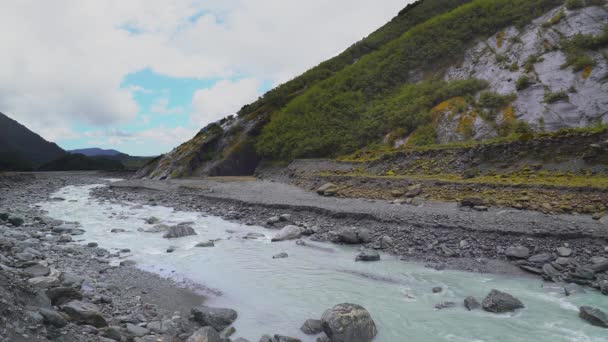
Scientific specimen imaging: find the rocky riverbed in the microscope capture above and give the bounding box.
[1,172,608,341]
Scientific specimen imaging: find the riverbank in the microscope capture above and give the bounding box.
[2,172,608,341]
[104,177,608,280]
[0,172,206,341]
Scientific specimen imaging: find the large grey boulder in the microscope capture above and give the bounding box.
[331,227,371,244]
[46,287,83,306]
[579,306,608,328]
[163,225,197,239]
[271,225,303,242]
[191,306,237,332]
[321,303,377,342]
[505,246,530,259]
[61,300,108,327]
[187,326,221,342]
[482,290,524,313]
[38,308,68,327]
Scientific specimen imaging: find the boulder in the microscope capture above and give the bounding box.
[355,250,380,262]
[331,227,371,244]
[259,335,273,342]
[187,326,221,342]
[163,225,197,239]
[100,326,123,341]
[557,247,572,257]
[46,287,83,306]
[590,260,608,273]
[28,276,60,289]
[460,197,484,208]
[61,300,107,327]
[464,296,481,311]
[274,335,301,342]
[195,241,215,247]
[405,184,422,198]
[579,306,608,328]
[145,217,160,224]
[273,252,289,259]
[38,308,68,327]
[321,303,377,342]
[505,246,530,259]
[481,290,524,313]
[317,183,338,196]
[528,253,553,264]
[271,225,303,242]
[267,216,281,225]
[8,217,24,227]
[24,264,51,278]
[300,319,323,335]
[126,323,149,337]
[191,306,237,332]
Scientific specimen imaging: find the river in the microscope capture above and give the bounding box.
[39,182,608,341]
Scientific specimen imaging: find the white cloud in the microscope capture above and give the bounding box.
[192,78,261,126]
[0,0,410,149]
[150,97,185,115]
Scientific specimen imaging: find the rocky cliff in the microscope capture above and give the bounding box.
[137,0,608,180]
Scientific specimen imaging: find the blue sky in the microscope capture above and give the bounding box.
[59,69,273,156]
[0,0,408,156]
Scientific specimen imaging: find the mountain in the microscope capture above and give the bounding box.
[69,148,122,157]
[38,153,125,171]
[136,0,608,180]
[0,112,66,170]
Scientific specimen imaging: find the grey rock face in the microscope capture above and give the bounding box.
[187,326,221,342]
[321,303,377,342]
[482,289,524,313]
[441,6,608,143]
[191,306,237,332]
[579,306,608,328]
[163,225,197,239]
[61,300,108,327]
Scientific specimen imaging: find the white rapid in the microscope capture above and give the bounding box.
[39,182,608,342]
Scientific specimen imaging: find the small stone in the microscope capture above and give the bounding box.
[482,289,524,313]
[187,326,221,342]
[300,319,323,335]
[557,247,572,257]
[195,241,215,248]
[464,296,481,311]
[528,253,553,264]
[126,323,149,337]
[273,252,288,259]
[434,302,456,310]
[87,242,98,247]
[432,287,442,293]
[355,250,380,262]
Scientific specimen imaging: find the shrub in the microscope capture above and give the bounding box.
[478,92,516,109]
[565,0,584,10]
[408,124,437,146]
[516,75,533,90]
[544,90,569,103]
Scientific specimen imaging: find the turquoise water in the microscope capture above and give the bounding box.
[40,183,608,341]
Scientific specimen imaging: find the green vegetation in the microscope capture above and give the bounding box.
[516,75,533,90]
[566,0,606,9]
[561,25,608,71]
[544,90,569,103]
[237,0,473,119]
[256,0,563,160]
[478,92,516,109]
[542,9,565,28]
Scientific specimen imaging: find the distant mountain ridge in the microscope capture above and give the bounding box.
[69,148,122,157]
[0,112,66,170]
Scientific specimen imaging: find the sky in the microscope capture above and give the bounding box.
[0,0,409,156]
